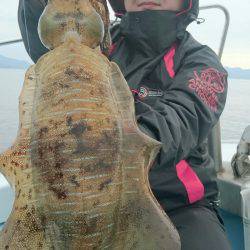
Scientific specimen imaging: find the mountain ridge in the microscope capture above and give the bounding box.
[0,54,30,69]
[0,54,250,80]
[225,67,250,80]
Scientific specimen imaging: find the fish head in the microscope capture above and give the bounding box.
[38,0,110,50]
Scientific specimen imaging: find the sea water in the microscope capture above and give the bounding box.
[1,68,250,156]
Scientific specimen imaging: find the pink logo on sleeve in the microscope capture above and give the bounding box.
[188,68,227,112]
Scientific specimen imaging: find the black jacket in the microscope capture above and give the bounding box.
[110,26,228,210]
[18,0,49,62]
[18,0,228,211]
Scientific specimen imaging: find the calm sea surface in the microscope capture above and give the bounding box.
[0,68,249,154]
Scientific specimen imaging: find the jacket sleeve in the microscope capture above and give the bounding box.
[135,47,228,167]
[18,0,48,63]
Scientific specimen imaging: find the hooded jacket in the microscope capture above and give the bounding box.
[109,0,228,211]
[18,0,228,211]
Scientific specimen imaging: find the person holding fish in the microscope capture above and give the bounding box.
[18,0,231,249]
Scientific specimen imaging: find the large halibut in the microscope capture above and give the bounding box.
[0,0,180,249]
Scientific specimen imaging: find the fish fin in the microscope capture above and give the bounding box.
[115,195,181,250]
[110,62,161,167]
[110,62,136,118]
[18,65,36,135]
[0,148,15,187]
[0,65,36,187]
[139,195,181,250]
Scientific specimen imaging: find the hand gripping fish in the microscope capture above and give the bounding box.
[0,0,180,249]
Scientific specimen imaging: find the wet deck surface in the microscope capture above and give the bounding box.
[220,209,244,250]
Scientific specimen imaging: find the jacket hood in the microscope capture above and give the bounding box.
[180,0,199,26]
[108,0,199,26]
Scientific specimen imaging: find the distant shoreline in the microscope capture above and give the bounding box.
[225,67,250,80]
[0,54,250,80]
[0,67,250,81]
[0,54,30,70]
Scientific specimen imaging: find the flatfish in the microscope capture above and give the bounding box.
[0,0,180,249]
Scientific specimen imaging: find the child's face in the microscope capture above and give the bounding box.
[124,0,183,12]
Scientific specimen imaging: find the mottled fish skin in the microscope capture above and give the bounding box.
[0,0,180,249]
[38,0,109,52]
[0,66,47,249]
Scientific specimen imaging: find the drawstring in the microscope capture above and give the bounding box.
[196,17,205,24]
[110,17,121,27]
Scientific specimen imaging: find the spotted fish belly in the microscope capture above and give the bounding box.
[0,40,180,249]
[29,41,123,248]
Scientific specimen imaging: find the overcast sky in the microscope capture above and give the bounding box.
[0,0,250,68]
